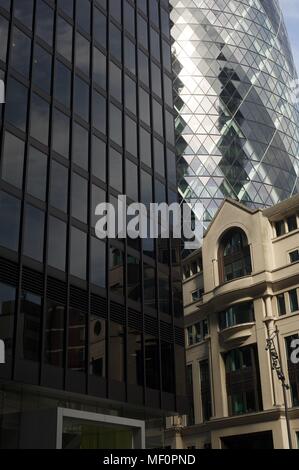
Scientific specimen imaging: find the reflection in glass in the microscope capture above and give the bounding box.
[109,247,124,297]
[143,264,156,311]
[128,328,143,386]
[109,322,125,383]
[45,301,65,367]
[89,317,106,378]
[68,308,86,372]
[145,335,160,390]
[20,291,42,362]
[127,255,141,302]
[0,282,16,359]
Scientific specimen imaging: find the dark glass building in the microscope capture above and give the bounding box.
[171,0,299,227]
[0,0,186,448]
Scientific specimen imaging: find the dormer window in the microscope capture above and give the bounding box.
[219,229,252,283]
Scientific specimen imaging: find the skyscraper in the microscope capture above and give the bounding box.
[171,0,299,226]
[0,0,186,449]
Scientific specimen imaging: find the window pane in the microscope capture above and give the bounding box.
[0,282,16,359]
[45,301,65,367]
[74,76,89,121]
[70,227,87,280]
[125,116,137,157]
[128,328,143,386]
[50,161,68,212]
[92,184,105,228]
[36,0,54,46]
[109,148,123,192]
[124,75,136,114]
[23,204,45,262]
[32,45,52,94]
[109,104,122,146]
[20,291,42,362]
[93,91,106,133]
[145,335,160,390]
[92,135,106,181]
[144,264,156,310]
[57,0,73,18]
[54,60,71,108]
[30,93,50,146]
[110,322,125,383]
[48,216,67,272]
[89,316,106,377]
[128,255,141,302]
[109,62,122,103]
[90,237,106,288]
[1,131,25,189]
[94,8,106,48]
[73,123,89,170]
[140,127,152,167]
[27,146,48,201]
[75,32,90,76]
[11,27,31,78]
[126,160,138,201]
[93,47,106,89]
[0,15,9,62]
[52,109,70,158]
[109,247,124,297]
[0,191,21,252]
[57,16,73,61]
[68,308,86,371]
[289,290,299,313]
[161,342,175,393]
[110,23,121,62]
[71,173,88,223]
[76,0,90,33]
[6,78,28,131]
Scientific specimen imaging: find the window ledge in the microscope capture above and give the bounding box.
[219,322,255,344]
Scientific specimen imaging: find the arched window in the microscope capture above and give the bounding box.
[219,228,252,283]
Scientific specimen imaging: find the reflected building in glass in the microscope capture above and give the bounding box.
[0,0,186,449]
[171,0,299,226]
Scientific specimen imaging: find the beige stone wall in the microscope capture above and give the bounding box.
[172,197,299,449]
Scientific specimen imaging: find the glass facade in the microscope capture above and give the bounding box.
[171,0,299,227]
[0,0,186,421]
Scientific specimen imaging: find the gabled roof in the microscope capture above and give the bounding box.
[203,198,261,238]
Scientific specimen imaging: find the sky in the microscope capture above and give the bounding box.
[280,0,299,74]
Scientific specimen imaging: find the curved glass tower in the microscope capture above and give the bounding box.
[171,0,299,225]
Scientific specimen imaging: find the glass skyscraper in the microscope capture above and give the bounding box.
[171,0,299,225]
[0,0,186,448]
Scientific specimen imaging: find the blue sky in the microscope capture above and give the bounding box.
[280,0,299,73]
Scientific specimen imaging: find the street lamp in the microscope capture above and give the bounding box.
[266,325,293,449]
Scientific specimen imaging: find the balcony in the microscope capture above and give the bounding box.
[219,322,255,344]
